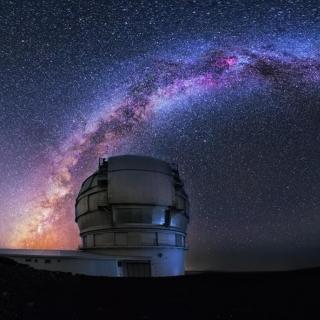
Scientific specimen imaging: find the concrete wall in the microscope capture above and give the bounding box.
[10,256,119,277]
[2,248,185,277]
[89,247,186,276]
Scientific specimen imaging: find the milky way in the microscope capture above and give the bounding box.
[8,44,320,250]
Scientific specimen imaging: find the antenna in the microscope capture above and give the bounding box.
[98,158,106,168]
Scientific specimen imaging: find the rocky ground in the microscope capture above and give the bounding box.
[0,257,319,319]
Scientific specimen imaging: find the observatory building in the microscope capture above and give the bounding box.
[0,155,190,277]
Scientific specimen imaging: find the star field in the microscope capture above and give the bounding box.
[0,0,320,270]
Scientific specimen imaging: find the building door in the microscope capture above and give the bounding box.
[123,260,151,277]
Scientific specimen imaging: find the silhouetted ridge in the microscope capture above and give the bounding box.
[0,258,319,319]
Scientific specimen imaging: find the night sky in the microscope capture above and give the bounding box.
[0,0,320,271]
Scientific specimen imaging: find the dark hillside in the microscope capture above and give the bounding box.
[0,257,319,319]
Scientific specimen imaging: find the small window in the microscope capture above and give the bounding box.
[44,259,51,264]
[34,259,38,263]
[25,258,31,262]
[82,235,87,248]
[176,234,183,246]
[57,259,61,263]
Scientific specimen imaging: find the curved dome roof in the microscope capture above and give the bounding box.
[108,155,173,175]
[78,172,101,195]
[78,155,174,196]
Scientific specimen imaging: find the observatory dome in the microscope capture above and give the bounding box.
[75,155,190,276]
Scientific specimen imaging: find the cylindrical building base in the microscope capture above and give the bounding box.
[86,247,186,277]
